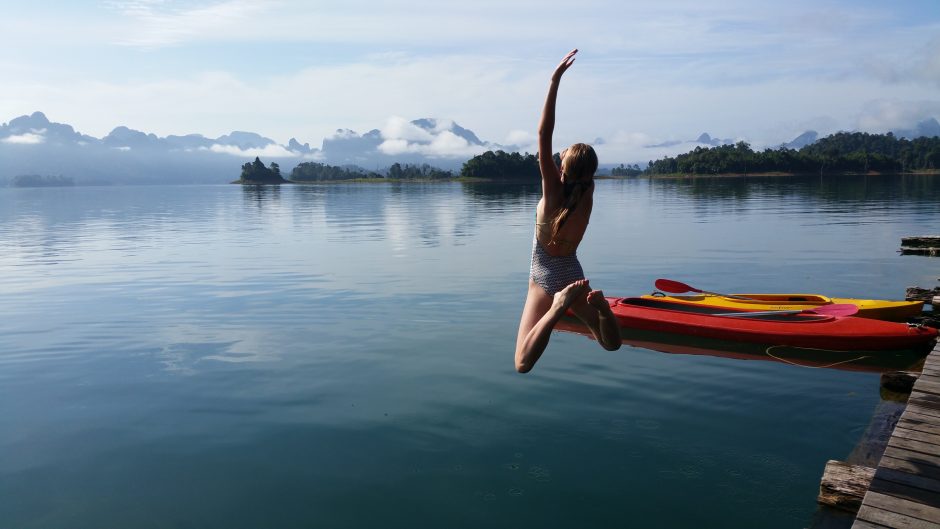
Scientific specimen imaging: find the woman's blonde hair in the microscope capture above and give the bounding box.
[550,143,597,241]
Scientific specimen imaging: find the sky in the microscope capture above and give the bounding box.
[2,0,940,163]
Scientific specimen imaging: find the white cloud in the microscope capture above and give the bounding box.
[207,143,298,158]
[381,116,434,142]
[1,132,45,144]
[429,131,485,157]
[855,99,940,132]
[378,115,488,157]
[864,36,940,88]
[377,139,411,156]
[505,129,535,146]
[378,129,486,158]
[106,0,270,48]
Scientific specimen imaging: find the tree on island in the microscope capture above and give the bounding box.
[239,157,286,183]
[11,174,75,187]
[459,150,541,180]
[290,161,452,181]
[611,163,643,177]
[290,162,378,181]
[386,162,453,179]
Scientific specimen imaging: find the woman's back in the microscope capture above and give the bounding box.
[535,185,593,256]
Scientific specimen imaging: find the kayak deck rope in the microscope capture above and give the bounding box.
[764,345,872,369]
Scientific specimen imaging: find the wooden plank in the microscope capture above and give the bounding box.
[890,436,940,458]
[908,391,940,404]
[913,379,940,397]
[880,456,940,483]
[910,388,940,399]
[907,402,940,420]
[893,426,940,448]
[851,519,892,529]
[901,401,940,422]
[900,248,940,256]
[908,410,940,424]
[875,464,940,492]
[863,491,940,524]
[870,476,940,507]
[884,445,940,470]
[819,460,875,512]
[907,400,940,417]
[900,417,940,437]
[901,236,940,248]
[856,503,940,528]
[913,376,940,387]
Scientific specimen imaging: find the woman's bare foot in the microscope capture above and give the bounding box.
[587,289,614,314]
[553,279,590,313]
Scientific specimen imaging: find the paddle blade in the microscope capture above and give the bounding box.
[811,304,859,317]
[654,278,698,294]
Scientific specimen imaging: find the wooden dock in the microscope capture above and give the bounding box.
[852,341,940,528]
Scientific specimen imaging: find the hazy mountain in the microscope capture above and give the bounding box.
[695,133,733,146]
[782,130,818,149]
[4,111,96,145]
[891,118,940,140]
[645,132,732,149]
[0,113,503,185]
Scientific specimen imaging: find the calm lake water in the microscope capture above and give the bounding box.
[1,175,938,528]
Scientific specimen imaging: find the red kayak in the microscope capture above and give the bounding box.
[599,297,937,351]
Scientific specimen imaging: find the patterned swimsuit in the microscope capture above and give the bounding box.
[529,233,585,295]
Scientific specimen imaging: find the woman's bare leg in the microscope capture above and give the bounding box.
[569,286,622,351]
[515,279,590,373]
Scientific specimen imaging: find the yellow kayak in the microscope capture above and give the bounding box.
[641,293,923,322]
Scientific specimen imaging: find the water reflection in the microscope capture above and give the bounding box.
[241,183,282,208]
[555,319,931,373]
[653,174,940,208]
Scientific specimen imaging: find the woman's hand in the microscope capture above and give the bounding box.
[551,49,578,83]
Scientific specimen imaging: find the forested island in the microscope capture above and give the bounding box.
[290,162,451,181]
[10,174,75,187]
[237,157,288,184]
[645,132,940,176]
[237,131,940,185]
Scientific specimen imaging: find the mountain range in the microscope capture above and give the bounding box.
[2,112,939,185]
[0,112,505,185]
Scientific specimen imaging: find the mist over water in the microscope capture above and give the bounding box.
[0,175,938,528]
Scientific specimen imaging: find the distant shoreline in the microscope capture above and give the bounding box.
[236,176,509,185]
[233,171,940,185]
[643,170,940,179]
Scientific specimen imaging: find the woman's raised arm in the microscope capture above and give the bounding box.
[538,49,578,190]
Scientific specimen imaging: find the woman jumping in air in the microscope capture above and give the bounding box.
[515,49,622,373]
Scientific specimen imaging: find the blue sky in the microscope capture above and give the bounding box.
[2,0,939,162]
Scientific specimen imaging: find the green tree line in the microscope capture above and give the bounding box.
[290,162,377,181]
[459,150,541,180]
[289,162,454,181]
[646,132,940,175]
[386,163,453,179]
[240,157,284,182]
[611,163,643,176]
